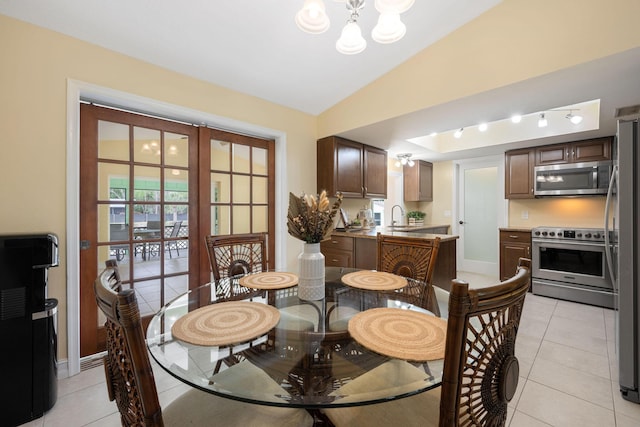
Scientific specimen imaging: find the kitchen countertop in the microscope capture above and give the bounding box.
[331,225,458,242]
[499,227,532,233]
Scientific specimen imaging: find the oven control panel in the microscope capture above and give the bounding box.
[532,227,605,242]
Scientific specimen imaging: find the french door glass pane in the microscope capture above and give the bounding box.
[210,139,230,171]
[252,176,268,203]
[134,279,161,317]
[232,206,251,234]
[98,120,129,161]
[98,163,129,202]
[165,132,188,168]
[164,168,189,200]
[252,147,267,174]
[232,144,251,173]
[134,166,161,201]
[133,127,161,164]
[252,206,268,232]
[211,173,230,202]
[212,206,231,234]
[232,175,251,203]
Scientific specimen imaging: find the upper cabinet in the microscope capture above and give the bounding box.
[403,160,433,202]
[505,148,535,199]
[317,136,387,199]
[535,137,612,165]
[505,136,613,199]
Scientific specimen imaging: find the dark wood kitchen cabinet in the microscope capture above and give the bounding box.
[403,160,433,202]
[499,229,532,289]
[505,148,535,199]
[317,136,387,199]
[321,235,354,268]
[535,137,612,165]
[320,235,377,269]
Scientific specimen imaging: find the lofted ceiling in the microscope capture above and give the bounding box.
[2,0,640,162]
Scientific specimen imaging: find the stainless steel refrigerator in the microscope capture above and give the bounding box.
[606,118,640,403]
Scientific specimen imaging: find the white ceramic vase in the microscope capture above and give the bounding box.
[298,242,325,301]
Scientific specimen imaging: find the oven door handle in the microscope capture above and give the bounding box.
[532,240,606,250]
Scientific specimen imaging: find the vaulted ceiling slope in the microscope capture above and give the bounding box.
[0,0,501,115]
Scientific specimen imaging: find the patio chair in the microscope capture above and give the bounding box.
[164,220,183,258]
[93,261,313,427]
[377,233,443,317]
[323,258,531,427]
[109,223,129,261]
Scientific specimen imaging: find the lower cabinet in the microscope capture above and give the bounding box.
[355,238,377,270]
[321,235,354,268]
[321,234,458,292]
[499,229,532,289]
[320,235,377,269]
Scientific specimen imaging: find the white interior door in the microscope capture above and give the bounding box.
[455,156,505,276]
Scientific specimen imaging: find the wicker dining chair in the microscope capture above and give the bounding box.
[377,233,442,317]
[205,233,268,301]
[93,262,313,427]
[324,258,532,427]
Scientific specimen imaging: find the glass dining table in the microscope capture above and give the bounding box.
[146,267,445,412]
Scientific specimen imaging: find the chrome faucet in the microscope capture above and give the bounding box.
[391,204,405,226]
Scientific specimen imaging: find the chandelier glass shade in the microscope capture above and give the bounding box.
[296,0,330,34]
[296,0,414,54]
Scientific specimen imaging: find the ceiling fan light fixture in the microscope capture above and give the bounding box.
[371,13,406,44]
[407,159,415,167]
[336,21,367,54]
[295,0,330,34]
[538,113,548,128]
[375,0,415,13]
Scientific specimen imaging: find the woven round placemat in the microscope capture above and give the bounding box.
[171,301,280,346]
[348,307,447,361]
[341,271,407,290]
[238,272,299,290]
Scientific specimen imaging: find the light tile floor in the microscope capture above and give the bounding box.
[19,272,640,426]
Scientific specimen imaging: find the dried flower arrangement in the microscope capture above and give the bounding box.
[287,190,343,243]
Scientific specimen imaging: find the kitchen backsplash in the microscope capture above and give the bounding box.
[508,197,607,228]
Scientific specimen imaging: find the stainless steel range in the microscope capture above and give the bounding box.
[531,226,614,308]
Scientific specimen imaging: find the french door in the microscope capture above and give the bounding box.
[79,104,275,357]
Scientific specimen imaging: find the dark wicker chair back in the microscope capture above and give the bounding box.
[440,258,531,426]
[204,233,268,301]
[376,233,442,316]
[94,262,164,427]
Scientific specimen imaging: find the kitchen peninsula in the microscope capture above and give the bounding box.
[322,225,458,292]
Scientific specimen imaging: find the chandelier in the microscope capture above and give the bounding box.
[295,0,415,55]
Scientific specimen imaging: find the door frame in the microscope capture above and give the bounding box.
[452,155,508,276]
[66,79,288,376]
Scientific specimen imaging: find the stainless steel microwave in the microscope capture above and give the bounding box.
[533,160,612,196]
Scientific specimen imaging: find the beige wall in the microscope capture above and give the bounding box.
[318,0,640,136]
[0,15,317,360]
[3,0,638,365]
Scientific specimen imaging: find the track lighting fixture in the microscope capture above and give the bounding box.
[395,153,414,167]
[454,128,464,138]
[538,113,548,128]
[566,110,583,124]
